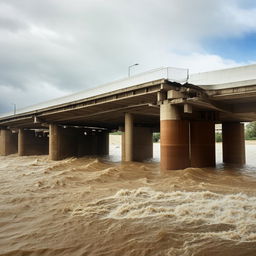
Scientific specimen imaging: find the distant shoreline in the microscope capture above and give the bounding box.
[110,135,256,145]
[217,140,256,145]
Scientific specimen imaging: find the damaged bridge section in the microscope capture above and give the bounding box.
[1,65,256,170]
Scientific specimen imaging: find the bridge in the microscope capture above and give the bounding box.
[0,64,256,170]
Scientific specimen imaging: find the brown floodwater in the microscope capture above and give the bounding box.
[1,138,256,256]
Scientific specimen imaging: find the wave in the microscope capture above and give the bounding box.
[71,187,256,242]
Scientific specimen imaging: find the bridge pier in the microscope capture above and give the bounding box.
[18,129,48,156]
[190,121,215,167]
[133,127,153,161]
[0,129,18,156]
[222,122,245,165]
[96,132,109,155]
[160,101,190,170]
[77,130,109,156]
[123,113,153,162]
[49,124,109,160]
[124,113,133,162]
[121,130,125,161]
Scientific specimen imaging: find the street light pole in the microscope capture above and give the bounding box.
[11,103,16,115]
[128,63,139,77]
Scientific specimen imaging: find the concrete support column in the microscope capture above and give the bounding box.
[18,129,25,156]
[104,133,109,155]
[124,113,134,161]
[122,114,153,162]
[160,102,190,170]
[49,124,78,160]
[97,132,109,155]
[49,124,60,160]
[121,132,125,161]
[18,129,49,156]
[77,132,96,156]
[50,124,109,160]
[190,121,215,167]
[133,127,153,161]
[0,129,18,156]
[77,131,109,156]
[222,122,245,164]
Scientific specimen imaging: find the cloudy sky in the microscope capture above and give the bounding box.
[0,0,256,113]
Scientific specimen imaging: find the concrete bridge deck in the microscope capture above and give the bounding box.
[1,64,256,170]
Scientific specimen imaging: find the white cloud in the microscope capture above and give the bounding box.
[0,0,256,113]
[0,82,69,114]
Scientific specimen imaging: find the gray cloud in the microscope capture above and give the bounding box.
[0,0,256,113]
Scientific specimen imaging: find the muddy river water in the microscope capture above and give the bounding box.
[1,136,256,255]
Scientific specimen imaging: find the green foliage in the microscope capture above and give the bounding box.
[245,122,256,140]
[110,131,161,142]
[111,131,122,135]
[215,132,222,142]
[153,133,160,143]
[246,137,256,140]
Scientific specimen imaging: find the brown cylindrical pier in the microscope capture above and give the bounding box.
[0,129,18,156]
[160,102,190,170]
[124,113,134,161]
[18,129,25,156]
[18,129,48,156]
[190,121,215,167]
[222,122,245,164]
[49,124,60,160]
[133,127,153,161]
[50,124,110,160]
[122,115,153,162]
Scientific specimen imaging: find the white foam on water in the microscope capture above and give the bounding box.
[71,187,256,242]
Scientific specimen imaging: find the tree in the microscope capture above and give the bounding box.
[245,122,256,140]
[215,132,222,142]
[153,133,160,142]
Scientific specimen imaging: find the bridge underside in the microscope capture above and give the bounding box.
[0,78,255,170]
